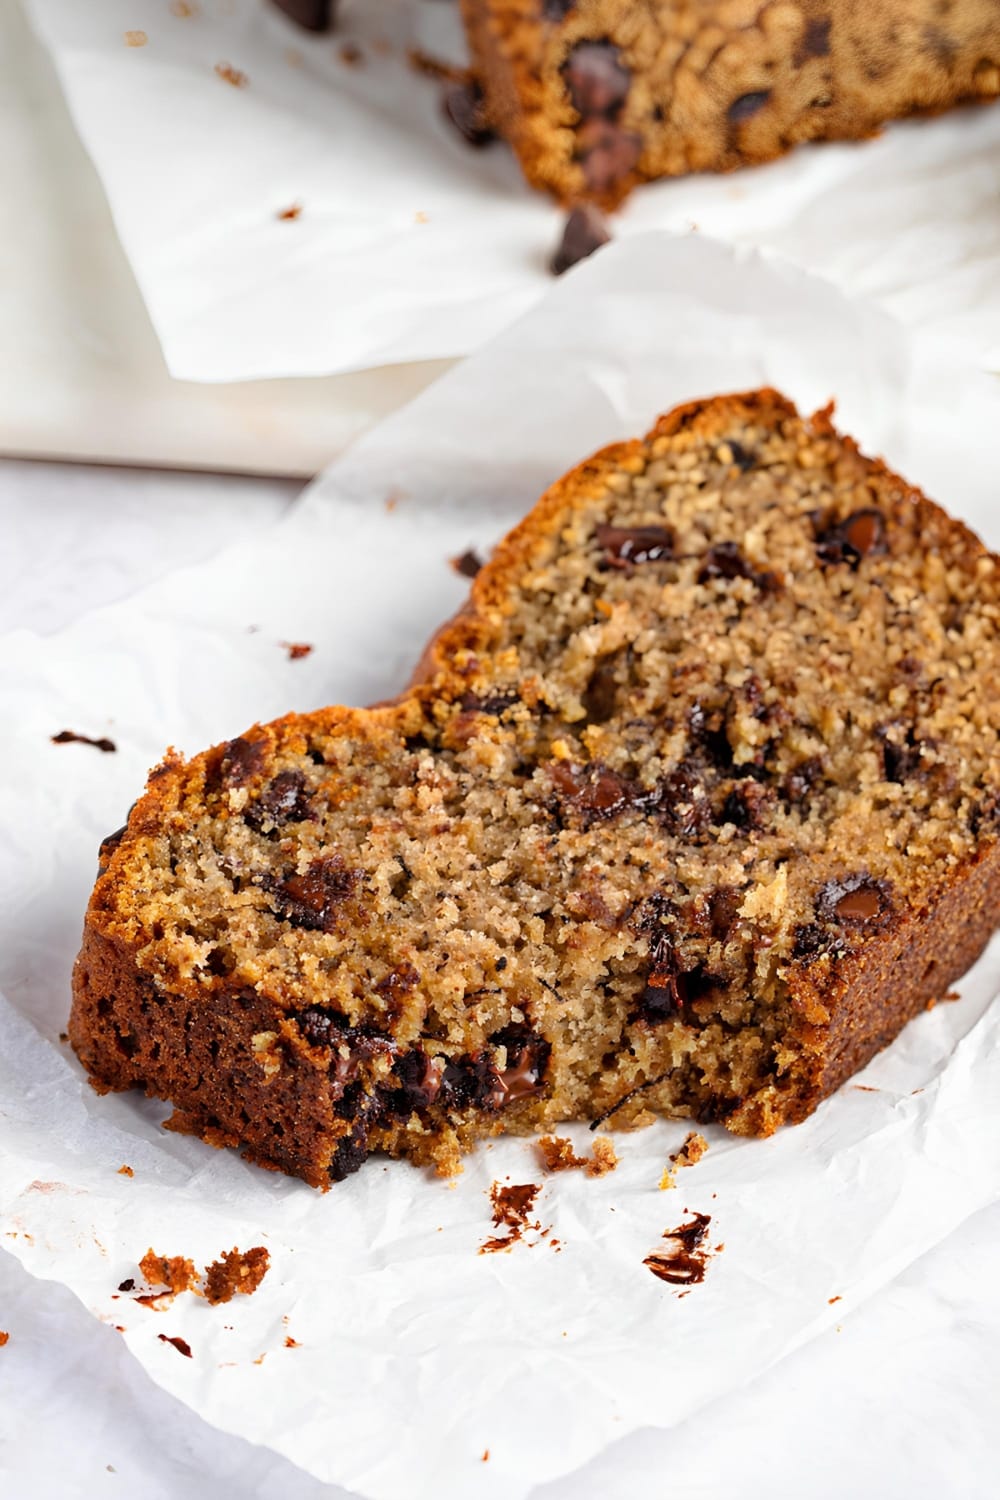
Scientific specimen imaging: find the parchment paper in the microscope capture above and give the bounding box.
[21,0,1000,381]
[2,235,1000,1499]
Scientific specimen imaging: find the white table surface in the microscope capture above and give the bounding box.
[2,458,998,1499]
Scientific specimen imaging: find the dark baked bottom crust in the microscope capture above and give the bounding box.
[69,389,1000,1186]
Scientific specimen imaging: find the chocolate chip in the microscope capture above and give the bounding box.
[392,1049,443,1110]
[450,549,484,578]
[634,935,709,1024]
[563,41,630,119]
[374,963,419,1017]
[697,541,777,590]
[550,760,653,824]
[727,90,771,122]
[117,1278,136,1293]
[268,856,361,932]
[707,887,741,941]
[98,825,127,874]
[657,764,711,838]
[720,779,773,830]
[596,523,674,568]
[577,118,642,194]
[329,1082,383,1181]
[439,1052,507,1112]
[815,509,887,568]
[687,701,733,770]
[271,0,334,30]
[818,875,890,924]
[490,1024,550,1101]
[542,0,575,18]
[245,770,312,833]
[458,687,520,717]
[880,726,924,783]
[795,14,832,63]
[550,203,611,277]
[724,440,757,472]
[443,79,494,147]
[781,756,824,805]
[219,736,266,787]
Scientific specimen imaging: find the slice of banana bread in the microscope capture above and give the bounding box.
[71,390,1000,1187]
[462,0,1000,206]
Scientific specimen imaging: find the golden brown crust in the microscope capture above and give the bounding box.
[462,0,1000,206]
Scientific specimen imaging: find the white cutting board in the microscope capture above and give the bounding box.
[0,0,449,476]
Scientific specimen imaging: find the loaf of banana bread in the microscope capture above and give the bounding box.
[71,390,1000,1187]
[462,0,1000,204]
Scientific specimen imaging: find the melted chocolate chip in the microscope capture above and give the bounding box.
[550,760,653,824]
[491,1024,551,1101]
[392,1049,443,1110]
[596,523,675,568]
[725,440,757,472]
[268,857,361,932]
[657,764,711,838]
[697,540,777,590]
[687,701,733,771]
[219,736,266,787]
[817,875,891,925]
[245,769,312,833]
[727,90,771,122]
[329,1083,383,1181]
[576,118,642,194]
[563,41,630,119]
[644,1211,713,1285]
[550,203,611,276]
[815,509,887,568]
[781,757,825,805]
[51,729,117,753]
[879,725,924,783]
[439,1051,507,1112]
[443,80,494,147]
[157,1333,193,1357]
[707,887,741,941]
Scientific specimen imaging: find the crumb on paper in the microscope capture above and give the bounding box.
[643,1211,715,1287]
[537,1134,617,1177]
[204,1247,270,1306]
[284,1335,300,1348]
[672,1131,708,1169]
[170,0,199,15]
[339,42,364,66]
[124,30,148,47]
[285,46,303,67]
[157,1334,192,1358]
[281,641,313,661]
[139,1249,199,1302]
[51,730,116,753]
[482,1449,490,1463]
[658,1165,676,1191]
[384,487,406,512]
[415,210,429,225]
[0,1331,9,1348]
[480,1182,544,1254]
[406,48,468,84]
[450,549,483,580]
[277,202,303,221]
[58,1032,68,1044]
[853,1084,879,1092]
[117,1165,134,1178]
[828,1295,842,1305]
[215,61,249,88]
[117,1278,135,1293]
[253,1352,267,1366]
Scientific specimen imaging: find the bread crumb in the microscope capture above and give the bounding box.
[339,42,363,66]
[139,1249,199,1301]
[537,1134,618,1176]
[215,61,248,87]
[204,1246,271,1305]
[117,1164,134,1177]
[169,0,198,15]
[415,210,429,225]
[672,1131,708,1168]
[284,1334,300,1348]
[277,202,302,222]
[658,1165,676,1191]
[482,1449,490,1462]
[281,641,313,661]
[0,1331,9,1347]
[157,1333,192,1358]
[124,30,148,47]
